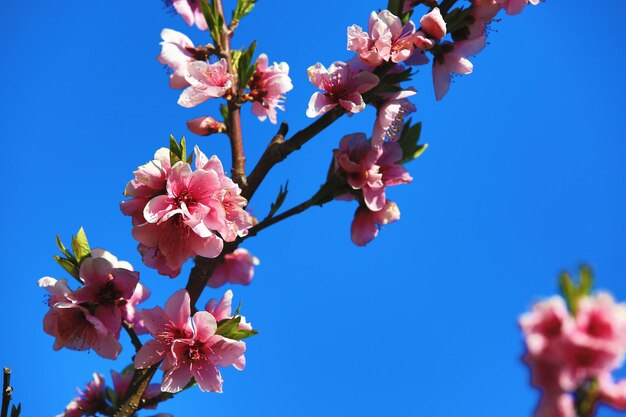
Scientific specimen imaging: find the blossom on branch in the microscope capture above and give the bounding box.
[208,248,260,288]
[178,59,233,108]
[432,36,486,101]
[158,28,197,89]
[351,201,401,246]
[39,250,148,359]
[123,146,253,277]
[248,54,293,124]
[165,0,208,30]
[306,61,379,117]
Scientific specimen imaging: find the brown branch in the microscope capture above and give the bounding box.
[122,321,143,352]
[2,368,12,417]
[228,103,247,186]
[243,108,345,201]
[112,365,159,417]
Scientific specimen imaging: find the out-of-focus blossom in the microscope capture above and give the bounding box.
[248,54,293,124]
[56,373,106,417]
[432,36,486,100]
[157,28,196,89]
[351,201,401,246]
[187,116,226,136]
[208,248,259,288]
[178,59,233,108]
[599,374,626,410]
[306,61,379,117]
[348,10,416,66]
[166,0,208,30]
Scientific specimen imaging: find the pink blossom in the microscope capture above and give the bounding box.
[68,252,140,337]
[121,147,171,225]
[157,28,196,89]
[432,36,486,100]
[205,290,252,370]
[497,0,543,15]
[306,61,379,117]
[208,248,260,288]
[134,289,194,369]
[166,0,208,30]
[463,3,501,41]
[351,201,401,246]
[248,54,293,124]
[599,374,626,410]
[334,134,412,212]
[56,373,106,417]
[559,293,626,386]
[39,278,122,360]
[420,7,446,41]
[372,89,417,146]
[164,311,246,393]
[128,146,253,277]
[348,10,416,66]
[520,296,571,361]
[178,59,233,108]
[187,116,225,136]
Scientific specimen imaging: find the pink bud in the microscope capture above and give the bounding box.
[187,116,226,136]
[420,7,447,40]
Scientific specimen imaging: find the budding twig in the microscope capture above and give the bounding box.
[1,368,12,417]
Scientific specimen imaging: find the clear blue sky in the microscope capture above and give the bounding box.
[2,1,626,416]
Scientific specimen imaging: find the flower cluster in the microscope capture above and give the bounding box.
[521,292,626,416]
[135,289,251,393]
[39,250,149,360]
[157,29,293,128]
[333,133,412,246]
[121,146,254,278]
[57,371,168,417]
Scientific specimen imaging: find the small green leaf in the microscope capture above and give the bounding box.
[579,265,593,296]
[105,386,118,407]
[216,316,242,336]
[559,271,579,315]
[220,104,229,123]
[445,7,472,34]
[234,301,242,317]
[236,41,257,91]
[398,120,426,164]
[55,235,72,259]
[234,0,257,20]
[386,0,402,17]
[71,227,91,263]
[54,256,78,278]
[180,136,187,163]
[170,134,182,165]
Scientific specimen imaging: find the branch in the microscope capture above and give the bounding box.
[1,368,11,417]
[439,0,458,15]
[122,321,143,352]
[243,108,344,201]
[112,365,159,417]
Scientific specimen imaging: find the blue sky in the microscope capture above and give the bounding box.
[2,1,626,416]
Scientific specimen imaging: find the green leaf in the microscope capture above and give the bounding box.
[579,265,593,296]
[236,41,257,90]
[180,136,187,163]
[54,255,78,278]
[105,386,118,407]
[220,104,229,123]
[267,181,289,219]
[216,316,259,340]
[71,227,91,263]
[200,0,223,48]
[170,134,182,165]
[234,301,242,317]
[55,235,72,259]
[234,0,257,20]
[559,271,579,315]
[398,120,427,164]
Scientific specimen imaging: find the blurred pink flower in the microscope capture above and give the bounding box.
[306,61,379,117]
[372,89,417,146]
[167,0,208,30]
[178,59,233,108]
[208,248,260,288]
[157,28,196,89]
[248,54,293,124]
[351,201,401,246]
[56,373,106,417]
[599,374,626,410]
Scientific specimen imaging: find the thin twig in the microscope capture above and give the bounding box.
[112,365,159,417]
[122,321,143,352]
